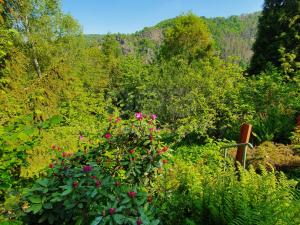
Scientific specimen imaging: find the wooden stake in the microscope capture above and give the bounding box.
[236,124,252,166]
[296,115,300,127]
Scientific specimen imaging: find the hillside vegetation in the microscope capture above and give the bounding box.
[0,0,300,224]
[85,12,260,66]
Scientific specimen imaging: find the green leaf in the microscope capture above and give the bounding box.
[91,216,103,225]
[113,214,126,224]
[0,183,11,189]
[49,115,63,126]
[48,214,55,224]
[43,202,53,209]
[28,195,42,204]
[61,187,72,196]
[75,217,83,225]
[29,203,42,214]
[150,219,160,225]
[38,213,48,223]
[120,198,130,205]
[37,178,49,187]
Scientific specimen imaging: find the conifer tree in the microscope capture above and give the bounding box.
[249,0,300,76]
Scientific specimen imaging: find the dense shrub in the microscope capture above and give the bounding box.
[21,113,167,225]
[242,67,300,144]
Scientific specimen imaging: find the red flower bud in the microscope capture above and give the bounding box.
[49,163,54,168]
[128,191,137,198]
[95,180,101,188]
[73,181,79,188]
[137,218,143,225]
[147,195,153,203]
[129,149,135,154]
[51,144,56,149]
[109,208,116,215]
[115,181,121,187]
[105,133,111,139]
[157,150,163,155]
[83,165,93,172]
[57,146,61,151]
[162,159,168,164]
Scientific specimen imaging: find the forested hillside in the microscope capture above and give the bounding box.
[1,0,300,224]
[85,12,260,66]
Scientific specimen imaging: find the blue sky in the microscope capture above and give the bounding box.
[61,0,264,34]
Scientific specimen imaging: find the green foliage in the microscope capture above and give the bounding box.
[155,145,300,225]
[22,114,165,224]
[242,67,300,143]
[160,13,213,62]
[141,56,246,142]
[247,141,300,168]
[1,0,300,224]
[249,0,300,77]
[291,121,300,153]
[205,12,260,67]
[0,115,64,200]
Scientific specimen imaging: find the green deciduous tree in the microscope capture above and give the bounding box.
[5,0,82,77]
[160,13,213,62]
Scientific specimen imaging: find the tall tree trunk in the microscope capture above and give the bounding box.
[24,16,42,78]
[33,56,42,78]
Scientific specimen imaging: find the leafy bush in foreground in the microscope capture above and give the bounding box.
[22,113,166,225]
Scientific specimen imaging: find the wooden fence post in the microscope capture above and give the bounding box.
[296,115,300,127]
[236,124,252,166]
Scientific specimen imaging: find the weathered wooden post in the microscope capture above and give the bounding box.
[236,123,252,167]
[296,114,300,127]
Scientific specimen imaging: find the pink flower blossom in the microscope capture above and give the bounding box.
[105,133,111,139]
[83,165,92,172]
[151,114,157,120]
[135,112,143,120]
